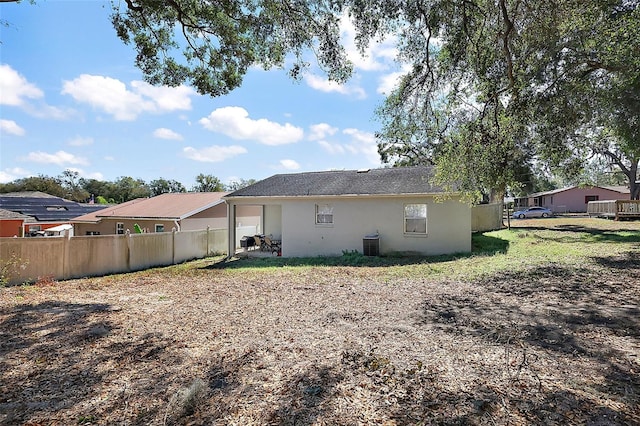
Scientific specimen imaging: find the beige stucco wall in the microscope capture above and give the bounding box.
[74,218,177,236]
[230,195,471,257]
[263,204,282,239]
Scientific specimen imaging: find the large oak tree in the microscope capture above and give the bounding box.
[368,0,639,200]
[7,0,638,199]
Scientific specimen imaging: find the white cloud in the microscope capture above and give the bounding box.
[153,127,183,141]
[0,64,43,106]
[317,140,346,154]
[339,15,398,73]
[0,167,31,183]
[68,136,94,146]
[0,119,25,136]
[308,123,339,141]
[343,128,381,165]
[304,74,366,99]
[199,106,304,146]
[22,150,89,166]
[317,128,381,166]
[0,64,73,119]
[131,81,194,112]
[183,145,248,162]
[25,103,74,120]
[62,75,194,121]
[104,156,115,161]
[279,159,301,170]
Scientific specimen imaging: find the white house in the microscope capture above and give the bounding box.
[224,167,472,258]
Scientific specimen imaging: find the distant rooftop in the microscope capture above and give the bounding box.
[72,192,228,222]
[0,208,37,222]
[0,192,106,222]
[523,185,630,198]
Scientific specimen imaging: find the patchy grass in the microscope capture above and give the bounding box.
[0,216,639,425]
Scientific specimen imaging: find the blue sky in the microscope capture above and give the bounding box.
[0,0,406,189]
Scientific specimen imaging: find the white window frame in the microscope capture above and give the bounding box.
[116,222,125,235]
[315,204,334,225]
[155,224,165,233]
[404,203,427,235]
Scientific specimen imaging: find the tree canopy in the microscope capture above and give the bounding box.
[0,171,256,202]
[368,0,639,200]
[8,0,639,199]
[112,0,639,200]
[110,0,353,96]
[192,173,225,192]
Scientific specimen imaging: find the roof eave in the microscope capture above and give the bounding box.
[225,192,454,201]
[177,199,226,220]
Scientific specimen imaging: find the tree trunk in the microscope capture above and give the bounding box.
[630,159,639,200]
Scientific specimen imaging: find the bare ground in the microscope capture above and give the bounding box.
[1,218,639,425]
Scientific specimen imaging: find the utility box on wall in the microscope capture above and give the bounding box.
[363,233,380,256]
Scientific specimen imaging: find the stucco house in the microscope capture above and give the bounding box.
[224,167,471,258]
[72,192,261,236]
[513,185,630,213]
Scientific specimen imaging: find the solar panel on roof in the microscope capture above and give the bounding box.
[0,195,105,222]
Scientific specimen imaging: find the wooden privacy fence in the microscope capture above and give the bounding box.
[0,227,229,286]
[471,203,504,232]
[587,200,640,220]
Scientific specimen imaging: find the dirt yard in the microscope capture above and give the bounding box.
[1,218,639,425]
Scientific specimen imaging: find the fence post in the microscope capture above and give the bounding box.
[125,229,131,271]
[62,230,71,280]
[172,228,176,265]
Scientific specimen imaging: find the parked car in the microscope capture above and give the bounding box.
[512,206,553,219]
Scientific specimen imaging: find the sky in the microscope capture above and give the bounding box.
[0,0,407,189]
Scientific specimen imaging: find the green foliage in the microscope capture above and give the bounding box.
[214,219,639,283]
[370,0,640,200]
[110,0,352,97]
[149,178,186,196]
[60,170,90,202]
[0,171,258,203]
[340,249,369,265]
[192,173,224,192]
[0,252,27,287]
[0,175,66,197]
[226,178,257,191]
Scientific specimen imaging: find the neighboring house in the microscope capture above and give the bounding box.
[0,192,105,237]
[0,209,35,237]
[514,185,630,213]
[72,192,261,235]
[224,167,472,258]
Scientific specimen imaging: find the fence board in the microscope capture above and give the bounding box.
[0,227,227,285]
[472,203,503,232]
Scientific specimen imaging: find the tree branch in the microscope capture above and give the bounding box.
[498,0,516,91]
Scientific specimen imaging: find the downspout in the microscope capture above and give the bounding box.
[226,200,235,261]
[173,220,180,232]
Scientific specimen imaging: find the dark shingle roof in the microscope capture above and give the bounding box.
[0,192,106,222]
[0,208,36,222]
[226,167,444,198]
